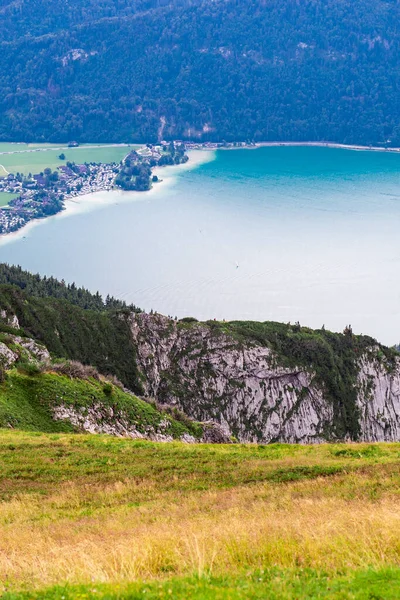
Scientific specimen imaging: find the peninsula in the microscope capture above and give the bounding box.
[0,142,188,235]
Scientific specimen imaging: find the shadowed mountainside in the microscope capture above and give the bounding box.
[1,0,400,144]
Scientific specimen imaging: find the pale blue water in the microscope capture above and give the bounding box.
[1,146,400,344]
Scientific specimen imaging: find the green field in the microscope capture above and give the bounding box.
[0,191,17,207]
[0,431,399,598]
[0,144,139,176]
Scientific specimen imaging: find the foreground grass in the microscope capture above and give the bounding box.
[4,569,400,599]
[0,431,399,596]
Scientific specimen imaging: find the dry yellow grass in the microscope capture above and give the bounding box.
[1,469,400,590]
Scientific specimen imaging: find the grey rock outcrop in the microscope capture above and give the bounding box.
[52,404,175,441]
[53,403,201,443]
[0,342,18,370]
[356,351,400,441]
[0,332,50,370]
[129,313,400,443]
[13,336,50,364]
[201,421,233,444]
[0,310,19,330]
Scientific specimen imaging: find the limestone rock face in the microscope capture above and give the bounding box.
[0,310,19,330]
[0,342,18,369]
[52,404,198,443]
[0,331,50,370]
[356,351,400,441]
[201,422,233,444]
[129,314,400,443]
[13,336,50,364]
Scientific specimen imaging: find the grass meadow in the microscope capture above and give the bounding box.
[0,144,138,176]
[0,192,17,207]
[0,431,399,598]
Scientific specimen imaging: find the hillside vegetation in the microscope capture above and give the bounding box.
[1,431,399,597]
[0,282,142,392]
[1,0,400,145]
[0,263,140,312]
[1,263,400,443]
[0,369,202,440]
[0,293,205,440]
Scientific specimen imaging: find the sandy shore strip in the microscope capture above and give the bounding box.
[220,141,400,153]
[0,149,216,246]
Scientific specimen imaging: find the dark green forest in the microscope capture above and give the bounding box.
[1,0,400,145]
[0,263,141,312]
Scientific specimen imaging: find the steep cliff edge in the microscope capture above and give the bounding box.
[1,266,399,444]
[129,314,400,443]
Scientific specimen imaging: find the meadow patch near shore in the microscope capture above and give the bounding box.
[0,431,399,597]
[0,145,137,176]
[0,192,17,206]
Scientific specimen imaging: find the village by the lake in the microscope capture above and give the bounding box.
[0,141,190,235]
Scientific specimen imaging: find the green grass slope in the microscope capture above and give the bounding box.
[0,370,202,440]
[5,569,400,600]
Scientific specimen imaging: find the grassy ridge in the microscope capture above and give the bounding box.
[2,267,400,442]
[0,370,201,440]
[0,431,399,596]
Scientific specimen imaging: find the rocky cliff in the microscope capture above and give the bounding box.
[129,314,400,443]
[1,273,399,444]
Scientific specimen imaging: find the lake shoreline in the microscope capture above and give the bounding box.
[2,144,400,344]
[1,140,399,242]
[0,149,214,245]
[256,141,400,153]
[187,140,400,153]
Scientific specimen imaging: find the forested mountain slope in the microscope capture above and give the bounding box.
[1,0,400,144]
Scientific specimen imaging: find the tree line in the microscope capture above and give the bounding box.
[0,264,142,313]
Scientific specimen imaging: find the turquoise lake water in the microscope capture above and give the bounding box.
[1,146,400,344]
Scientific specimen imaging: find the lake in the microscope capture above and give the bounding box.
[1,145,400,345]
